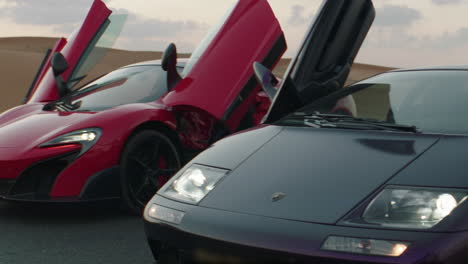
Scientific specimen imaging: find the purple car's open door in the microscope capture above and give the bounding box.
[264,0,375,123]
[26,0,124,104]
[162,0,286,132]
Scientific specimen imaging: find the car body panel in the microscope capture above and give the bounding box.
[199,127,440,224]
[265,0,375,122]
[0,144,81,180]
[49,103,177,197]
[161,0,285,131]
[192,125,283,170]
[389,136,468,188]
[0,109,98,148]
[27,0,112,103]
[25,38,67,103]
[145,194,466,264]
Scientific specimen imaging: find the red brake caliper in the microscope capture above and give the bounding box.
[157,156,170,189]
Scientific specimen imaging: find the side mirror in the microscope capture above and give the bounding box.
[51,52,69,76]
[253,62,279,101]
[51,52,70,97]
[162,43,181,91]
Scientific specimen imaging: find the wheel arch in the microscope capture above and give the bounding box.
[120,121,181,163]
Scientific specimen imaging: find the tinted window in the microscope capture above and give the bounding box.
[70,65,170,112]
[303,70,468,135]
[64,14,128,88]
[181,1,237,77]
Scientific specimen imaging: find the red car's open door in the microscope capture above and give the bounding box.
[26,0,124,104]
[162,0,286,132]
[264,0,375,123]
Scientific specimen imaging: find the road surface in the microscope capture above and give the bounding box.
[0,200,154,264]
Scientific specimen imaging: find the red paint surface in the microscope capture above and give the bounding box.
[0,0,285,199]
[49,104,177,197]
[162,0,284,131]
[0,144,81,180]
[27,0,111,103]
[26,38,67,103]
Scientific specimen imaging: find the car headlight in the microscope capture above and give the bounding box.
[363,186,467,229]
[160,164,229,204]
[145,204,185,225]
[40,128,102,155]
[322,236,409,257]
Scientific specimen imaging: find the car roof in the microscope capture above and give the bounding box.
[122,58,189,68]
[391,65,468,72]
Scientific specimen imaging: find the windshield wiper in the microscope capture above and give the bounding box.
[282,112,420,133]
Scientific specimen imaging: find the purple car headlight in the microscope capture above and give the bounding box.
[363,186,467,229]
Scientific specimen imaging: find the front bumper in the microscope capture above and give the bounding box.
[0,179,15,196]
[144,195,468,264]
[0,151,120,203]
[0,151,80,201]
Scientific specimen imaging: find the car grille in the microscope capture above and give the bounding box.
[9,151,79,198]
[186,249,379,264]
[0,179,16,196]
[151,239,380,264]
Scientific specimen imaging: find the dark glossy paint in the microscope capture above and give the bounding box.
[200,127,439,224]
[390,136,468,188]
[192,125,283,170]
[145,0,468,263]
[145,194,468,264]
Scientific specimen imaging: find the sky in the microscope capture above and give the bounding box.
[1,0,468,68]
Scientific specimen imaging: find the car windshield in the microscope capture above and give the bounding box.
[292,70,468,135]
[65,65,171,112]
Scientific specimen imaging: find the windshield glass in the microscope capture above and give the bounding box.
[181,1,237,77]
[65,14,128,89]
[297,70,468,135]
[68,65,170,112]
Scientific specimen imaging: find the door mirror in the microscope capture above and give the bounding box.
[161,43,182,91]
[51,52,69,77]
[162,43,177,71]
[51,52,70,97]
[253,62,278,101]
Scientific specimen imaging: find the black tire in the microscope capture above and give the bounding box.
[120,130,182,214]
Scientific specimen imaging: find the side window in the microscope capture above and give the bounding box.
[181,2,237,77]
[69,14,128,88]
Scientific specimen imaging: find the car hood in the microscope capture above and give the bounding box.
[0,105,97,148]
[200,126,441,224]
[389,135,468,188]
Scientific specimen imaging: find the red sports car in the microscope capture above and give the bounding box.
[0,0,286,213]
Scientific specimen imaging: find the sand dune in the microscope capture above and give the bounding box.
[0,37,395,113]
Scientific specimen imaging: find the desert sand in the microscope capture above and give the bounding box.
[0,37,395,113]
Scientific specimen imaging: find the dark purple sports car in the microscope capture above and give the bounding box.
[143,0,468,263]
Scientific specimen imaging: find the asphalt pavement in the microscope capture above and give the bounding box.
[0,200,154,264]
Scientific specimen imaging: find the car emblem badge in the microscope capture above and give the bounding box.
[272,192,286,202]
